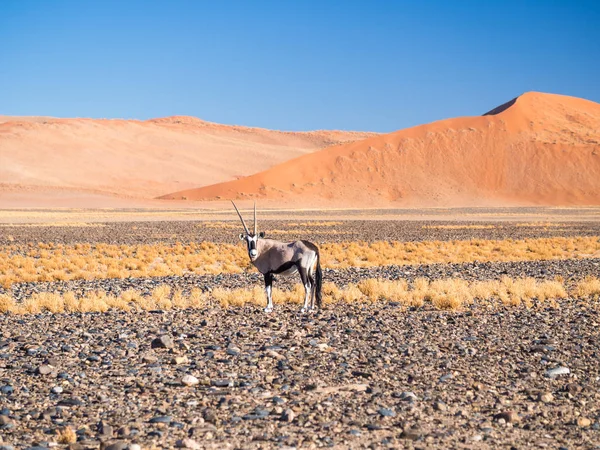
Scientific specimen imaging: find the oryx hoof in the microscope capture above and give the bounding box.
[263,306,273,313]
[300,307,308,314]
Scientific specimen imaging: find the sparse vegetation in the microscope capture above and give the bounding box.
[1,236,599,288]
[1,277,596,315]
[422,224,496,230]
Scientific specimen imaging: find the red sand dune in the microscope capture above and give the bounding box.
[162,92,600,207]
[0,115,376,200]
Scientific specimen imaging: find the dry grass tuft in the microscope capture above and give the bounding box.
[422,224,496,230]
[1,236,599,288]
[0,277,597,315]
[574,277,600,300]
[56,426,77,444]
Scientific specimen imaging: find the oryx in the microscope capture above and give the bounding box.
[232,201,322,313]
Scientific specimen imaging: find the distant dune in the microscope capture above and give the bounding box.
[0,115,377,202]
[162,92,600,207]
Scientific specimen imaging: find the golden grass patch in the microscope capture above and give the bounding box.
[56,426,77,444]
[574,277,600,300]
[422,225,496,230]
[0,277,597,315]
[1,236,599,288]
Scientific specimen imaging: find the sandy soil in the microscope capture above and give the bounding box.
[166,92,600,208]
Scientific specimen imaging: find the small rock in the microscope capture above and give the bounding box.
[129,445,141,450]
[0,386,13,395]
[175,438,201,449]
[181,375,199,387]
[211,379,233,387]
[439,373,453,382]
[577,417,591,427]
[281,409,295,422]
[172,356,189,365]
[226,345,240,356]
[0,416,14,426]
[378,408,396,417]
[104,442,128,450]
[37,365,54,375]
[495,411,520,423]
[149,415,172,424]
[434,402,447,411]
[51,386,63,394]
[400,426,422,441]
[151,335,174,349]
[538,392,554,403]
[399,392,418,402]
[545,366,570,378]
[142,355,158,364]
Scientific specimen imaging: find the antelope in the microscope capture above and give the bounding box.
[232,201,322,313]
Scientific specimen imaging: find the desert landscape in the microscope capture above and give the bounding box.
[1,22,600,450]
[2,86,600,449]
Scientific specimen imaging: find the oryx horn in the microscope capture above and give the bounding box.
[231,201,250,235]
[254,201,257,235]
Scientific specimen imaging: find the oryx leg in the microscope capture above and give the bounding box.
[264,272,274,313]
[299,266,311,313]
[308,270,316,312]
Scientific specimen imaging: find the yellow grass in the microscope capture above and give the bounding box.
[516,222,570,228]
[0,236,599,288]
[0,277,593,315]
[422,225,496,230]
[56,426,77,444]
[574,277,600,300]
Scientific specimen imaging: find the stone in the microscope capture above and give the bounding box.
[226,345,241,356]
[545,366,570,378]
[495,411,520,423]
[0,386,13,395]
[149,416,172,424]
[577,417,591,427]
[378,408,396,417]
[538,392,554,403]
[51,386,63,394]
[172,356,189,365]
[0,416,14,426]
[399,391,418,402]
[434,402,447,411]
[401,426,422,441]
[176,438,201,449]
[37,365,54,375]
[142,355,158,364]
[151,335,174,349]
[104,442,128,450]
[281,409,295,422]
[181,375,199,387]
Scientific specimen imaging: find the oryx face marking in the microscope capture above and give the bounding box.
[240,233,263,262]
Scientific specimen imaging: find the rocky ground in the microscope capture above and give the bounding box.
[1,302,599,449]
[2,219,600,245]
[1,220,600,449]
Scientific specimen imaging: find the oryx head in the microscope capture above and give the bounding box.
[232,201,265,261]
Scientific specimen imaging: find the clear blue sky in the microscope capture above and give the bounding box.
[1,1,598,132]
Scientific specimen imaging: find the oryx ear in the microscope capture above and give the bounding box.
[258,231,265,238]
[239,233,245,240]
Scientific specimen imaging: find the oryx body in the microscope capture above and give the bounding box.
[232,202,323,313]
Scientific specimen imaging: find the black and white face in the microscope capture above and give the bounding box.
[240,232,265,261]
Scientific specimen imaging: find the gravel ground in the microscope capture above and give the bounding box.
[1,303,599,449]
[1,220,600,449]
[1,220,600,245]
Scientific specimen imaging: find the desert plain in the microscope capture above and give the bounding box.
[1,92,600,450]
